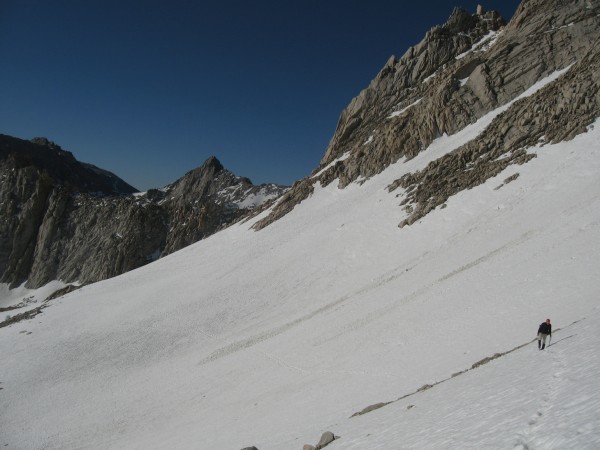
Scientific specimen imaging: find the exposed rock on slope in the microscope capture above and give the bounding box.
[254,0,600,230]
[4,0,598,290]
[0,136,286,288]
[391,42,600,227]
[158,156,285,255]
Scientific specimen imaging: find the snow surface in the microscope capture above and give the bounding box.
[312,151,351,178]
[0,280,69,309]
[388,98,422,118]
[331,314,600,449]
[234,186,282,209]
[455,30,501,60]
[1,71,599,449]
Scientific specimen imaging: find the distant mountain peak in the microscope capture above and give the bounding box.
[0,133,287,288]
[30,136,61,149]
[202,155,224,172]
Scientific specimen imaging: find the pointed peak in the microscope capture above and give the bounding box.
[202,156,224,172]
[444,7,478,33]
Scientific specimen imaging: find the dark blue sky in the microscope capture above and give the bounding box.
[0,0,521,191]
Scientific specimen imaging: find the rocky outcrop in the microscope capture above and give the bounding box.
[0,136,287,288]
[391,38,600,227]
[4,1,598,289]
[315,431,337,449]
[302,431,338,450]
[159,156,284,255]
[254,0,600,230]
[23,190,169,287]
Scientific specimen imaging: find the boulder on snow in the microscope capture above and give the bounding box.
[350,401,392,417]
[315,431,337,449]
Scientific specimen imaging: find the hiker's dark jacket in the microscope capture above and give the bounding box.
[538,322,552,335]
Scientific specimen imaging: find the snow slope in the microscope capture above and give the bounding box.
[330,314,600,449]
[1,117,600,447]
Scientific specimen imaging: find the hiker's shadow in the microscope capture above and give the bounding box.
[549,334,576,347]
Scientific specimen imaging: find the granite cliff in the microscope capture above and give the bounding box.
[3,0,599,295]
[0,136,286,289]
[254,0,600,230]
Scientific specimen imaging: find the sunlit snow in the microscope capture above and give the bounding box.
[388,98,422,118]
[312,152,351,178]
[1,70,599,450]
[455,30,501,60]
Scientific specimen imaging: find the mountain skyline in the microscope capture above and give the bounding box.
[2,0,600,446]
[3,95,599,449]
[0,1,520,191]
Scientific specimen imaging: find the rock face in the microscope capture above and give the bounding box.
[315,431,337,449]
[0,136,287,288]
[3,0,599,291]
[254,0,600,230]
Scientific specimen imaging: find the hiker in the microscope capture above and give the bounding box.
[537,319,552,350]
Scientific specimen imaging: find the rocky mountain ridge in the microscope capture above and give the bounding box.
[3,0,599,294]
[0,135,138,196]
[0,135,286,289]
[254,0,600,230]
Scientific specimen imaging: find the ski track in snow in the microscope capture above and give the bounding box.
[198,226,536,374]
[315,230,540,347]
[513,344,567,449]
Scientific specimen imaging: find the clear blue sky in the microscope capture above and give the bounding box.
[0,0,521,191]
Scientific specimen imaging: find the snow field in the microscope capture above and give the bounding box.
[328,313,600,449]
[1,78,599,448]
